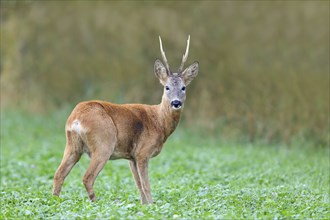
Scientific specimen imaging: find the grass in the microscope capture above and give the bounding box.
[1,111,329,219]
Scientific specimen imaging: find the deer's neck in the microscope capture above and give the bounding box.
[158,95,182,139]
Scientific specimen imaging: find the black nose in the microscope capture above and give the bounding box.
[171,100,182,108]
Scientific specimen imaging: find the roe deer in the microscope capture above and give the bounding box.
[52,36,199,204]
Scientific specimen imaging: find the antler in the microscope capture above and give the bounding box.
[178,35,190,73]
[159,36,170,72]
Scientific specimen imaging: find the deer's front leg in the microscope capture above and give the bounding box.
[136,158,153,204]
[129,160,148,204]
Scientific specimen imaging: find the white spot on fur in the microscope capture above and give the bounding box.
[71,119,82,133]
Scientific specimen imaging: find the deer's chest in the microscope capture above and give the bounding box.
[150,144,164,158]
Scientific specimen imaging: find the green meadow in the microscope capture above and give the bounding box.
[1,111,329,219]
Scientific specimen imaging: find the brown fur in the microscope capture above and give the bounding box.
[52,36,198,204]
[53,95,181,204]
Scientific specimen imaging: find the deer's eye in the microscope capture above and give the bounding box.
[181,86,186,91]
[165,86,170,91]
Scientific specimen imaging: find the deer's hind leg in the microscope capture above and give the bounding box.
[53,131,83,196]
[82,117,117,201]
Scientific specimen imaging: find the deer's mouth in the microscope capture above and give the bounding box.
[171,100,182,109]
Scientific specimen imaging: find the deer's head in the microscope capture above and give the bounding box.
[154,36,199,110]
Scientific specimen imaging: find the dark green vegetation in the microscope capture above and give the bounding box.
[1,1,328,145]
[1,111,329,219]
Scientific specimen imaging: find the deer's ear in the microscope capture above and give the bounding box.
[182,61,199,85]
[154,59,168,85]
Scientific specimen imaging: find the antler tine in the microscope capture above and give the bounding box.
[178,35,190,73]
[159,36,170,72]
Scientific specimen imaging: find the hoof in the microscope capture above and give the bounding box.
[89,193,96,202]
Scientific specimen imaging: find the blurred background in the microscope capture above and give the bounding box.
[1,1,328,146]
